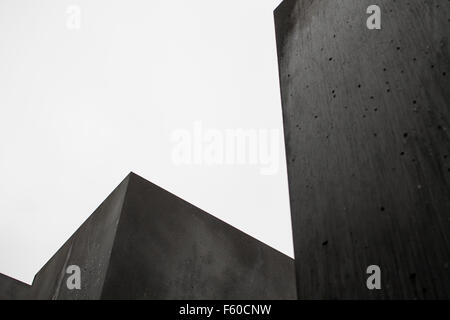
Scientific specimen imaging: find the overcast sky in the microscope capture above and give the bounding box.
[0,0,290,285]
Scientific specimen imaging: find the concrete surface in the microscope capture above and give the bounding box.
[102,173,296,300]
[0,273,30,300]
[275,0,450,299]
[0,175,129,299]
[1,173,296,300]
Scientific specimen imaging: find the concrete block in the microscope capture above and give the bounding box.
[1,173,296,300]
[275,0,450,299]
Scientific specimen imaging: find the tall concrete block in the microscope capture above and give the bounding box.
[275,0,450,299]
[1,173,296,300]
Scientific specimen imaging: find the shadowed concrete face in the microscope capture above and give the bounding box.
[275,0,450,299]
[0,173,296,300]
[101,174,296,300]
[0,273,30,300]
[0,175,130,300]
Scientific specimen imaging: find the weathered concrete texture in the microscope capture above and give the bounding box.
[31,174,130,300]
[0,175,130,300]
[275,0,450,299]
[102,173,296,300]
[0,273,30,300]
[0,173,296,300]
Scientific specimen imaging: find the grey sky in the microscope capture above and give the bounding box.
[0,0,291,285]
